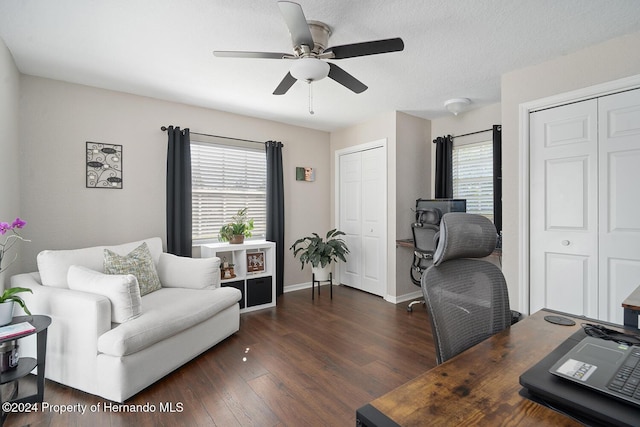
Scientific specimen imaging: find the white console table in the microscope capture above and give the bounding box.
[201,240,276,313]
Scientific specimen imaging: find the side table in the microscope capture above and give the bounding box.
[0,315,51,425]
[312,272,332,300]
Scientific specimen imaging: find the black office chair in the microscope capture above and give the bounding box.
[421,213,512,365]
[407,208,441,312]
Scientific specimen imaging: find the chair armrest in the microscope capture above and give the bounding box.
[11,273,112,323]
[157,253,221,289]
[10,273,112,360]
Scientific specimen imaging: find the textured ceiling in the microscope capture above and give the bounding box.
[1,0,640,131]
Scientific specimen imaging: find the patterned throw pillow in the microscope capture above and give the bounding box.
[104,242,161,296]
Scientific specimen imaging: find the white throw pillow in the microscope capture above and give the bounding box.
[37,237,163,288]
[67,265,142,323]
[157,253,220,289]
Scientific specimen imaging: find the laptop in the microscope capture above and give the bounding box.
[519,329,640,427]
[549,336,640,407]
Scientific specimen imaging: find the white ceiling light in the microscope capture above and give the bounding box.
[290,58,331,115]
[444,98,471,115]
[290,58,330,82]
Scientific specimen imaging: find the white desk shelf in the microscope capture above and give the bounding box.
[201,240,276,313]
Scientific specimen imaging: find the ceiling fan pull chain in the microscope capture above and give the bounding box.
[308,81,314,115]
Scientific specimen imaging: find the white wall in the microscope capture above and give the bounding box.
[0,38,22,288]
[18,76,331,289]
[395,112,430,300]
[430,103,501,196]
[501,31,640,311]
[330,111,397,298]
[329,111,430,300]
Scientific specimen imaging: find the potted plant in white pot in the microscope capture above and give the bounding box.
[0,287,32,325]
[290,229,350,281]
[218,208,254,244]
[0,218,32,325]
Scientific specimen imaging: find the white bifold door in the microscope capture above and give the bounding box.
[530,89,640,323]
[337,145,387,297]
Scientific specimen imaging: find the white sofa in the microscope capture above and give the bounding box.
[10,237,242,402]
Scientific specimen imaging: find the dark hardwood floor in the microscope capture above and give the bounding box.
[6,285,435,427]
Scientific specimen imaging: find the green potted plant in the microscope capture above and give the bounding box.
[290,229,350,281]
[0,287,32,326]
[218,208,254,244]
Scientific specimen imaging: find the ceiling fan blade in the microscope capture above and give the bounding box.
[328,63,367,94]
[213,51,291,59]
[273,72,298,95]
[325,38,404,59]
[278,1,314,48]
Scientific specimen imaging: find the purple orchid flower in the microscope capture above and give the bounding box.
[1,218,29,274]
[11,218,26,229]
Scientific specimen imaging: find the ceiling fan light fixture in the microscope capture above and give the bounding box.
[215,2,403,96]
[444,98,471,116]
[290,57,330,82]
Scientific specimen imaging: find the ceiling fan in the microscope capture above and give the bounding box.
[213,1,404,96]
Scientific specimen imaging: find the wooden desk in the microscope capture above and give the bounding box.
[357,309,619,427]
[622,285,640,328]
[395,239,414,249]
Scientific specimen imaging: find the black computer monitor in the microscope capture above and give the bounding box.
[415,199,466,215]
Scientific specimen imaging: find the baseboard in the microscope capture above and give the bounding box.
[284,282,311,293]
[284,281,335,293]
[286,284,422,306]
[388,289,423,304]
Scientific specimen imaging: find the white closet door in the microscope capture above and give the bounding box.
[338,146,386,297]
[598,89,640,323]
[339,151,362,289]
[360,148,386,296]
[529,99,599,316]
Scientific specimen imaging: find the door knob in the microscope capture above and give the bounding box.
[561,240,570,246]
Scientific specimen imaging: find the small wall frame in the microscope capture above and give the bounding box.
[296,166,315,182]
[86,142,123,189]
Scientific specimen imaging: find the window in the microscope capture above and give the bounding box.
[191,140,266,241]
[452,140,494,221]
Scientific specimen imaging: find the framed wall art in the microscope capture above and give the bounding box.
[295,166,315,182]
[86,142,123,189]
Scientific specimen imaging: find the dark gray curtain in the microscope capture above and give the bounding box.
[434,135,453,198]
[266,141,285,296]
[166,126,192,257]
[492,125,502,234]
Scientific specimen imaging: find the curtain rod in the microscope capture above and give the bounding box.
[451,128,494,139]
[160,126,273,146]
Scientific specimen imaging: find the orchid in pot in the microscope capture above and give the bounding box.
[0,218,32,325]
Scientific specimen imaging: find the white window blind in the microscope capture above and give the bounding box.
[452,140,494,221]
[191,141,267,241]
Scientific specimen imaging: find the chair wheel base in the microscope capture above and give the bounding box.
[407,300,425,312]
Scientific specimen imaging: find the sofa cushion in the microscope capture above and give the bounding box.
[104,243,161,296]
[37,237,163,288]
[67,265,142,323]
[97,287,242,357]
[157,253,220,289]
